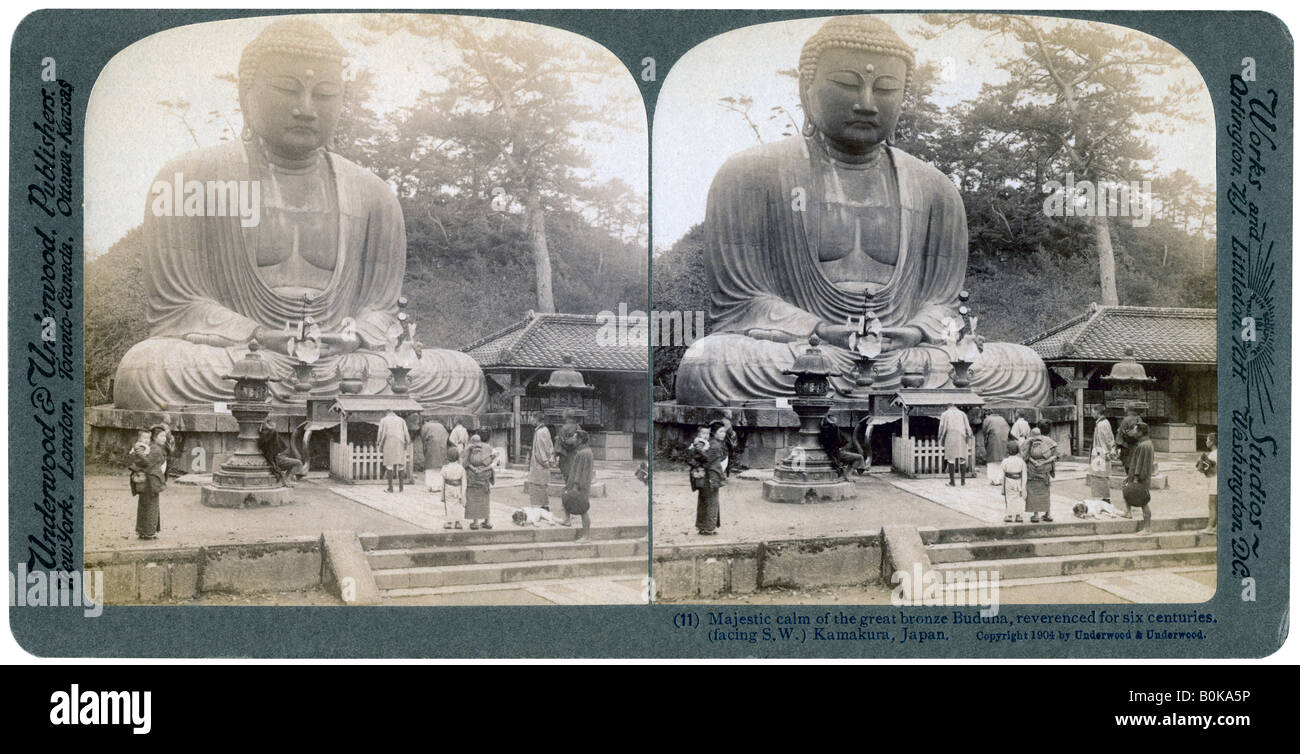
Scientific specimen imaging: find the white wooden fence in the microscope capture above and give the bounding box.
[892,436,977,479]
[330,441,414,483]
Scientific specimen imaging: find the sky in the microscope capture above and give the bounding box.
[83,12,649,258]
[651,13,1217,253]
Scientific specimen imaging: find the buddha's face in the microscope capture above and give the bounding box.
[244,51,344,159]
[806,47,907,153]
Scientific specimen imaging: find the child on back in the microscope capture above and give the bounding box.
[441,446,467,529]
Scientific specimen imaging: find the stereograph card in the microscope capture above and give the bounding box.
[6,8,1291,659]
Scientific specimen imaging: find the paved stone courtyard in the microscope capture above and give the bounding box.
[652,454,1209,546]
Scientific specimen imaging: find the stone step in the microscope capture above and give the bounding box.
[367,538,648,569]
[921,517,1207,546]
[927,531,1216,564]
[382,575,648,604]
[931,547,1216,580]
[359,524,648,551]
[372,555,647,590]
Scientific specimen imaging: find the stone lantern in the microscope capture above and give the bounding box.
[538,354,605,498]
[201,342,294,508]
[540,354,594,422]
[762,335,856,503]
[1099,346,1158,492]
[1103,346,1156,413]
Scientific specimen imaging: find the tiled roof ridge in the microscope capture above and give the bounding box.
[1023,304,1215,346]
[1099,305,1215,317]
[463,311,613,353]
[1022,308,1097,347]
[462,316,532,353]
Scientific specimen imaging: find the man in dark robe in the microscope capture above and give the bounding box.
[1126,422,1156,532]
[819,416,864,479]
[563,430,595,539]
[420,418,449,492]
[982,411,1011,485]
[555,413,582,481]
[258,419,302,486]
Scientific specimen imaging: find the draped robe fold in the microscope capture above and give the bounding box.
[675,137,1049,408]
[112,141,486,412]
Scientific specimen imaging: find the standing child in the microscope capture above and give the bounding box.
[1001,440,1026,523]
[440,446,466,529]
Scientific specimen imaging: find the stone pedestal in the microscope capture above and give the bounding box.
[761,395,855,504]
[762,475,856,503]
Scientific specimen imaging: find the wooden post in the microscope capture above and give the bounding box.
[1075,387,1085,455]
[512,373,522,464]
[901,408,910,440]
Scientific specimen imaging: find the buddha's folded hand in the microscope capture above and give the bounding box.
[250,327,295,356]
[880,326,924,351]
[316,330,361,358]
[811,322,856,350]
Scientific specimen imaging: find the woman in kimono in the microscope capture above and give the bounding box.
[463,433,496,529]
[691,425,730,535]
[527,423,555,510]
[129,427,169,539]
[562,430,595,538]
[1000,440,1026,523]
[1023,423,1058,523]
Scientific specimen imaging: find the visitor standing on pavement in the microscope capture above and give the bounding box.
[527,422,555,510]
[129,427,169,539]
[449,421,469,469]
[1116,403,1142,473]
[420,418,449,492]
[1089,405,1117,507]
[1001,440,1026,523]
[691,425,728,536]
[463,432,495,529]
[982,411,1011,485]
[440,446,466,529]
[1125,422,1156,532]
[1023,424,1058,523]
[1010,411,1032,447]
[938,403,974,486]
[377,409,410,493]
[562,429,595,538]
